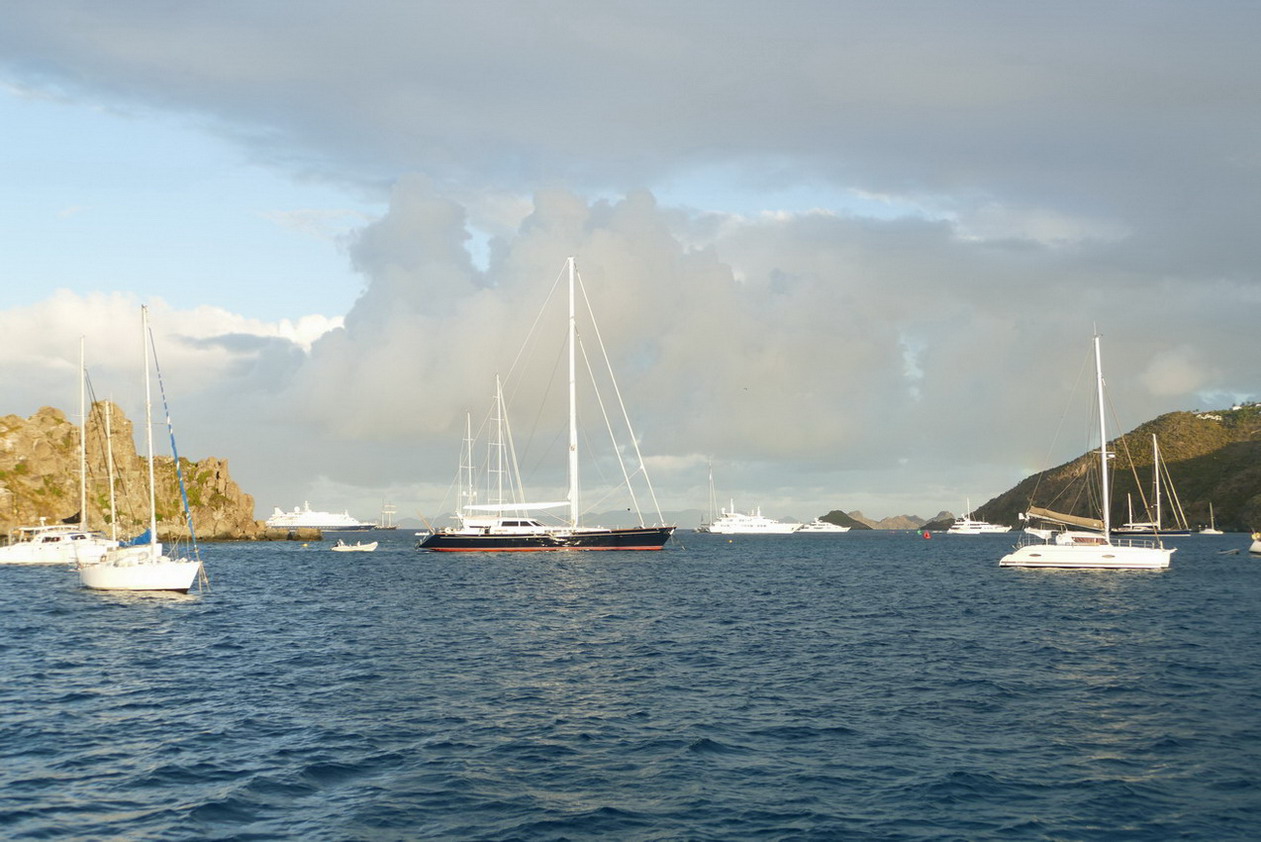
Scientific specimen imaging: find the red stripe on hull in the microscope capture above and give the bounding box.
[426,545,667,552]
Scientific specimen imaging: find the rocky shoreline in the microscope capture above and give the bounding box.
[0,404,279,542]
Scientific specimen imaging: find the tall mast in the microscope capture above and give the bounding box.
[1152,433,1161,529]
[142,306,158,547]
[1094,333,1110,536]
[567,256,579,527]
[105,401,118,541]
[79,336,87,531]
[463,411,474,514]
[494,375,505,507]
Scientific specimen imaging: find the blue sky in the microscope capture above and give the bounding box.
[1,89,375,320]
[0,2,1258,525]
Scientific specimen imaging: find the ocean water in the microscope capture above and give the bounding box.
[2,530,1260,840]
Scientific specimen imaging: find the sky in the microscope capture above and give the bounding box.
[1,1,1258,526]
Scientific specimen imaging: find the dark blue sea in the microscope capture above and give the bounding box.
[2,530,1260,840]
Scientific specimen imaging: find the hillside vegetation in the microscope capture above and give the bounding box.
[974,405,1261,532]
[0,404,263,540]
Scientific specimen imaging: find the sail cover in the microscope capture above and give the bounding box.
[1026,506,1104,532]
[464,501,569,512]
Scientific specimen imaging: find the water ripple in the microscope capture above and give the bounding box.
[2,532,1260,839]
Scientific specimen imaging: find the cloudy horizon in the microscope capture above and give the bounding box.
[1,2,1257,524]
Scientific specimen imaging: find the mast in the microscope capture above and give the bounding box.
[1094,333,1110,536]
[142,306,158,548]
[567,256,579,528]
[706,462,716,525]
[1152,433,1161,530]
[494,375,505,507]
[461,411,473,517]
[104,401,118,541]
[79,337,87,532]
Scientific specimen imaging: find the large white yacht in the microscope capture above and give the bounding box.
[266,502,373,532]
[707,502,803,534]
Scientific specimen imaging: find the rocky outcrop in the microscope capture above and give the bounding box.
[844,510,929,530]
[0,403,266,541]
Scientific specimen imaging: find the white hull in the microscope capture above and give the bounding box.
[79,545,202,592]
[1003,335,1173,572]
[707,502,801,534]
[947,523,1012,535]
[266,502,371,531]
[947,502,1010,534]
[1250,535,1261,554]
[0,533,118,565]
[331,541,378,552]
[797,519,851,533]
[709,520,802,534]
[1000,541,1172,570]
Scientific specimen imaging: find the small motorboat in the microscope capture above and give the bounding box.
[331,539,378,552]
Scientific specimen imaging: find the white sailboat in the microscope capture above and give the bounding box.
[696,462,718,533]
[1000,334,1174,570]
[0,340,119,565]
[1198,502,1223,535]
[79,307,206,593]
[1114,434,1191,534]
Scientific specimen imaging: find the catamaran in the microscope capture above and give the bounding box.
[418,257,674,552]
[1000,334,1174,570]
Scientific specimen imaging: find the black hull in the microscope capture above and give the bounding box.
[418,526,675,552]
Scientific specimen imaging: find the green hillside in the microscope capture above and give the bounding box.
[975,405,1261,533]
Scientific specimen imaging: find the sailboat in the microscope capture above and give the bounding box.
[1000,334,1174,570]
[418,257,675,552]
[1114,434,1191,535]
[695,462,718,533]
[1198,502,1223,535]
[79,307,206,592]
[0,340,119,565]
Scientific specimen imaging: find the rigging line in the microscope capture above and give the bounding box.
[499,379,531,510]
[147,325,200,562]
[1159,450,1189,529]
[503,262,568,387]
[1030,343,1096,511]
[576,328,643,524]
[575,268,668,522]
[1103,388,1158,526]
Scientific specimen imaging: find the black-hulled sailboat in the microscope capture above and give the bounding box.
[418,257,675,552]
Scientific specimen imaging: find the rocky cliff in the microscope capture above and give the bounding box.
[0,404,265,540]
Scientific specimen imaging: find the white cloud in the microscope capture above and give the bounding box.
[1140,346,1214,397]
[2,3,1260,520]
